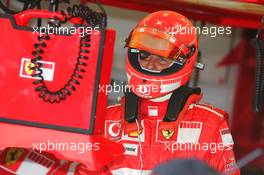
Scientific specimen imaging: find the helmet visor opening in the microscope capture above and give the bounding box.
[128,27,188,62]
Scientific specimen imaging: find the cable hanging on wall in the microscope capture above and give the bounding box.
[31,2,107,104]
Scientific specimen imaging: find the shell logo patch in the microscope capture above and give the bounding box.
[128,130,143,137]
[19,58,55,81]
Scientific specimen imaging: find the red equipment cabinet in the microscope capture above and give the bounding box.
[0,9,123,170]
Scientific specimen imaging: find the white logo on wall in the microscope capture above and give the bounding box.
[19,58,55,81]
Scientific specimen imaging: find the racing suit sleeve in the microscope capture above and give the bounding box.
[208,117,240,175]
[0,148,99,175]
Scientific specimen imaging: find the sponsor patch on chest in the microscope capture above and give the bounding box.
[148,106,158,116]
[176,122,202,143]
[156,120,177,142]
[121,121,145,142]
[105,120,122,140]
[123,144,138,156]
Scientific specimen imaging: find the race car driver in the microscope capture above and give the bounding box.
[102,10,240,175]
[0,10,240,175]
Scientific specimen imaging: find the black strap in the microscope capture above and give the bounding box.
[125,91,139,123]
[124,85,201,123]
[163,85,201,122]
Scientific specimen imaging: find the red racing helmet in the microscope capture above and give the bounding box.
[126,10,198,99]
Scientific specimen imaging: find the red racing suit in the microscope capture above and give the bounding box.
[103,93,240,175]
[0,93,240,175]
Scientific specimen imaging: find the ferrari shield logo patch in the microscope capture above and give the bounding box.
[5,148,24,166]
[162,130,174,140]
[129,130,143,137]
[24,62,35,75]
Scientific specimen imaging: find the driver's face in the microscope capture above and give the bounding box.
[138,53,173,72]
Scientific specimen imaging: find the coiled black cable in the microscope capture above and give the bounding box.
[252,38,264,113]
[31,4,106,104]
[252,16,264,113]
[0,0,42,14]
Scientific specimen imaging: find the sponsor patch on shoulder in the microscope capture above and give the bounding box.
[220,128,234,146]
